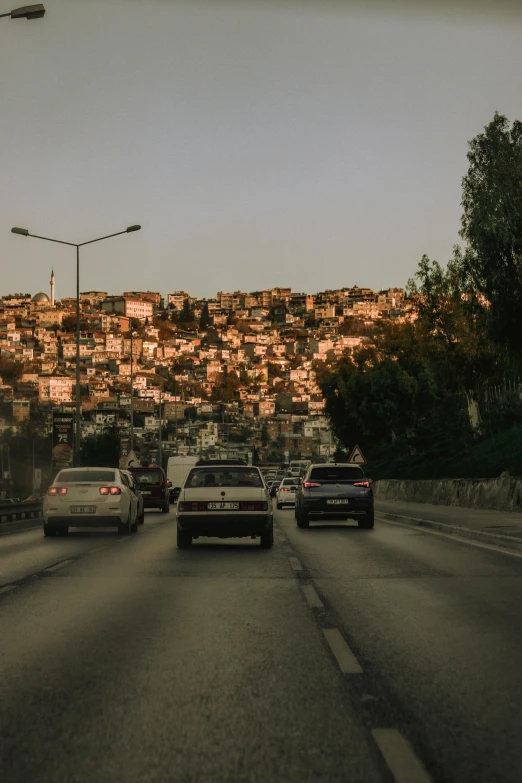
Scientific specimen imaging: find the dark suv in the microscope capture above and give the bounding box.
[295,463,374,529]
[128,466,170,513]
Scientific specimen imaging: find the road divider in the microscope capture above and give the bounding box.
[372,728,434,783]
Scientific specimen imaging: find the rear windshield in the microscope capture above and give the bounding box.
[309,466,364,482]
[186,467,263,488]
[282,478,299,486]
[56,469,116,483]
[131,470,163,485]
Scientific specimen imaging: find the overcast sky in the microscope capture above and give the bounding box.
[2,0,522,300]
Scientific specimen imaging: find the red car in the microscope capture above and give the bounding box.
[128,466,170,513]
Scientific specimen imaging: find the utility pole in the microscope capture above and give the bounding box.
[158,385,163,468]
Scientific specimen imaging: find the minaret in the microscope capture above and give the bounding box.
[50,268,55,306]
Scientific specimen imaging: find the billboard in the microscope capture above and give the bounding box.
[52,412,74,468]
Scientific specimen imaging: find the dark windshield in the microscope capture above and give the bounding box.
[186,467,263,488]
[309,467,364,482]
[57,469,116,483]
[132,470,162,485]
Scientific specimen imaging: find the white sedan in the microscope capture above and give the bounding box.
[275,477,301,509]
[176,465,273,548]
[43,467,139,537]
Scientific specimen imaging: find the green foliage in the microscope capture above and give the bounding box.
[80,430,120,467]
[199,301,210,330]
[460,112,522,353]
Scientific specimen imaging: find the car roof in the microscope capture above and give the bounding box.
[309,462,363,468]
[195,459,247,466]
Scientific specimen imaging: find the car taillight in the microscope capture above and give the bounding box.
[239,501,268,511]
[303,481,321,488]
[353,481,370,488]
[279,487,288,492]
[110,487,122,495]
[179,502,207,511]
[59,487,68,495]
[99,487,109,495]
[48,487,58,496]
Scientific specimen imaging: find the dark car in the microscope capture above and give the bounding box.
[128,466,170,513]
[295,463,374,529]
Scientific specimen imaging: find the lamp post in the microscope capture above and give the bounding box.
[12,224,141,466]
[0,5,45,19]
[127,313,149,456]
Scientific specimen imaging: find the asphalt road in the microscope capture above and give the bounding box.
[1,504,521,783]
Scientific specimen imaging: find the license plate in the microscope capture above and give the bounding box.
[70,505,96,513]
[326,499,350,505]
[207,502,239,510]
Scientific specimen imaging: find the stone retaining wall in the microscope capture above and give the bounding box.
[373,476,522,512]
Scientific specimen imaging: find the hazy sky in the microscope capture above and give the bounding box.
[2,0,522,300]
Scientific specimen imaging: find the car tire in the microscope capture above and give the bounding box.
[161,504,169,513]
[260,527,273,549]
[43,522,57,537]
[276,502,282,509]
[177,528,192,549]
[358,511,375,529]
[298,511,309,529]
[118,520,130,535]
[138,509,145,524]
[130,517,138,533]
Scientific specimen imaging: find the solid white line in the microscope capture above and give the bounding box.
[323,628,363,674]
[376,513,522,560]
[289,556,302,571]
[44,559,75,573]
[372,728,433,783]
[302,585,323,609]
[0,584,18,595]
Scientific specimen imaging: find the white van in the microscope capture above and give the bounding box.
[167,456,199,501]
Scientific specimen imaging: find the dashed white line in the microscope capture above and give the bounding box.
[44,559,75,573]
[372,728,434,783]
[302,584,324,609]
[323,628,363,674]
[288,556,302,572]
[0,584,18,595]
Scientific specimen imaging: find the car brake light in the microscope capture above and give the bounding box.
[109,487,122,495]
[279,487,288,492]
[239,501,268,511]
[59,487,68,495]
[48,487,58,495]
[353,481,370,488]
[99,487,109,495]
[303,481,321,488]
[179,502,206,511]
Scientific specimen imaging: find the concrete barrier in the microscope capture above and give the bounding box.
[373,475,522,513]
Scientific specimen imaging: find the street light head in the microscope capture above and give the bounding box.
[126,224,141,233]
[11,4,45,19]
[11,227,29,236]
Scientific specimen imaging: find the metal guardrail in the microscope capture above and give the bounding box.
[0,501,43,524]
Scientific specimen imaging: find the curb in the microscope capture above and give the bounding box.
[376,511,522,554]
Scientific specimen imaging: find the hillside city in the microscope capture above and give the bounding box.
[0,276,411,468]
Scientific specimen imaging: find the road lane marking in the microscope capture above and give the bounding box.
[323,628,363,674]
[288,557,302,572]
[0,584,17,595]
[302,585,323,608]
[376,514,522,560]
[372,728,433,783]
[44,559,75,573]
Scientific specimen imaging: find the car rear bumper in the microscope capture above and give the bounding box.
[44,513,125,527]
[301,499,373,516]
[141,496,168,508]
[177,513,272,538]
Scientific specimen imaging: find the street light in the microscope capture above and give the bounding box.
[0,5,45,19]
[12,224,141,466]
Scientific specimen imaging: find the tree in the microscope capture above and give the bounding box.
[180,298,194,323]
[80,430,120,467]
[199,301,210,330]
[460,112,522,353]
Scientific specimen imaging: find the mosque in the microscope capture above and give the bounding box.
[32,269,55,306]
